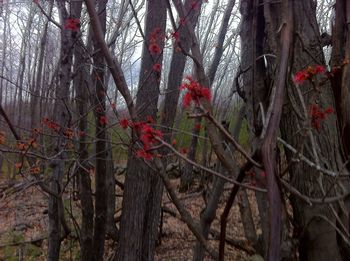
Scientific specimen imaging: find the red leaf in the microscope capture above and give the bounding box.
[180,76,211,107]
[315,65,325,74]
[293,71,309,85]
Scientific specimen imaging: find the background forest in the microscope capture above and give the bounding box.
[0,0,349,261]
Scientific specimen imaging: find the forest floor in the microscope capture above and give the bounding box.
[0,175,260,260]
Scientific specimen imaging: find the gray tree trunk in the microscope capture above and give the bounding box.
[116,1,167,260]
[47,1,76,260]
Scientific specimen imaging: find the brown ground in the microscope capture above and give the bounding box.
[0,177,260,261]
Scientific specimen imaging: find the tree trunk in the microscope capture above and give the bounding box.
[116,1,167,260]
[91,1,109,260]
[105,134,118,240]
[241,0,347,259]
[330,1,350,258]
[330,0,350,165]
[70,2,94,261]
[280,1,344,260]
[240,0,270,256]
[47,1,76,260]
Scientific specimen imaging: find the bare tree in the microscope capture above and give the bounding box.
[116,1,167,259]
[47,1,76,260]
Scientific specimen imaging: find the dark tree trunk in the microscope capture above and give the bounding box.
[330,1,350,258]
[91,1,109,260]
[105,134,118,240]
[280,1,344,260]
[330,0,350,167]
[240,0,270,256]
[241,0,347,260]
[116,1,167,260]
[71,2,94,261]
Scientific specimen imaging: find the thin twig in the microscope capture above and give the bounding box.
[157,138,266,193]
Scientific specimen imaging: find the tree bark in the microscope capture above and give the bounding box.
[240,0,346,259]
[47,1,76,260]
[116,1,167,260]
[330,1,350,258]
[240,0,270,255]
[90,1,109,260]
[70,2,94,261]
[279,1,345,260]
[331,0,350,166]
[105,134,118,240]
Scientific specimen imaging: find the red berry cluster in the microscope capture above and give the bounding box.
[180,76,211,107]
